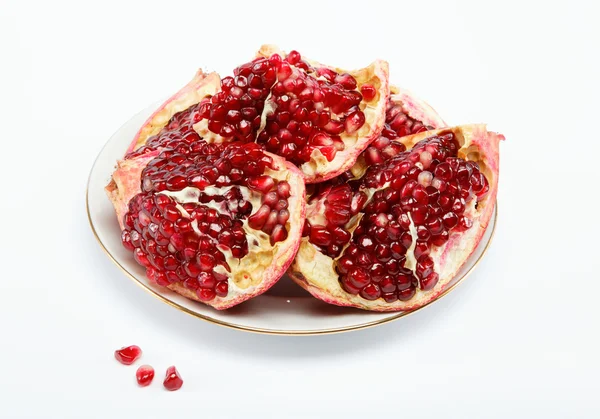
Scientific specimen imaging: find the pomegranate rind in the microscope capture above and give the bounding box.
[125,70,221,154]
[105,151,160,230]
[289,124,503,312]
[257,45,390,184]
[105,151,306,310]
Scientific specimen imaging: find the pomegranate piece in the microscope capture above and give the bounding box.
[254,45,390,183]
[290,124,504,312]
[114,345,142,365]
[163,366,183,391]
[136,365,155,387]
[107,142,306,310]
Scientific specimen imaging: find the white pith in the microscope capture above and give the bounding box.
[404,214,418,275]
[290,124,501,312]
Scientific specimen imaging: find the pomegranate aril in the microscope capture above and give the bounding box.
[360,283,381,301]
[114,345,142,365]
[360,84,376,101]
[197,288,217,301]
[420,272,439,291]
[163,366,184,391]
[344,111,365,134]
[397,287,416,301]
[457,216,473,231]
[136,365,155,387]
[215,281,229,297]
[380,276,396,293]
[310,227,332,246]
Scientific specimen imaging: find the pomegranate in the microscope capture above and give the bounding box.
[289,125,503,311]
[106,141,306,310]
[163,366,183,391]
[136,365,155,387]
[124,46,389,184]
[114,345,142,365]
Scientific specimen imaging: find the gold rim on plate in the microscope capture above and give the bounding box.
[86,105,498,336]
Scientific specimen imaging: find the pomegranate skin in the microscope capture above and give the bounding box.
[289,124,503,312]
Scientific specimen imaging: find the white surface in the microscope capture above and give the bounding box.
[1,0,598,417]
[88,99,497,334]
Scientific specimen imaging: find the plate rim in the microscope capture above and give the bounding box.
[86,105,498,336]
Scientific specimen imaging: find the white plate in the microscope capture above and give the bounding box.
[86,102,497,335]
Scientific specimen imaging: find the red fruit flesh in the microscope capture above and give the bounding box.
[136,365,155,387]
[114,345,142,365]
[163,366,183,391]
[290,125,503,311]
[107,141,306,310]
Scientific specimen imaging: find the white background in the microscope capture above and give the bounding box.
[1,0,599,417]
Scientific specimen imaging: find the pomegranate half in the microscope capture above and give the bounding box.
[107,141,306,310]
[289,125,503,311]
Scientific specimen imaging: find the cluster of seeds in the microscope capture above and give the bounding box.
[121,142,293,302]
[305,132,489,302]
[257,51,368,164]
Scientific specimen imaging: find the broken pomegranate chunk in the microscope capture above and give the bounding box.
[107,141,306,310]
[291,124,503,311]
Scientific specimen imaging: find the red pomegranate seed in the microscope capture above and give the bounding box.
[310,226,332,246]
[136,365,155,387]
[344,111,366,134]
[420,272,439,291]
[398,287,416,301]
[114,345,142,365]
[163,366,184,391]
[360,283,382,300]
[348,267,369,288]
[360,84,377,101]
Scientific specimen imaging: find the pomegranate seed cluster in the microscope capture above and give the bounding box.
[126,103,204,159]
[305,132,490,302]
[199,57,276,142]
[256,52,367,164]
[121,142,293,302]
